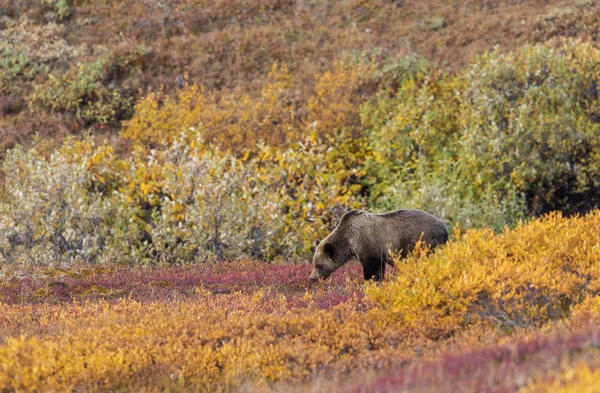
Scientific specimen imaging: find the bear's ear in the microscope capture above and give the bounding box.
[314,239,321,248]
[322,242,335,258]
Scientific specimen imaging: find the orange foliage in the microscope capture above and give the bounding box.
[367,210,600,339]
[121,62,370,153]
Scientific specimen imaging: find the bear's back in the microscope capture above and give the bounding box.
[362,209,448,250]
[337,208,447,245]
[383,209,448,244]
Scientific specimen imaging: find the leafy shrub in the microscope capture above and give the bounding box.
[249,137,365,256]
[122,62,371,153]
[120,83,206,148]
[0,141,123,266]
[135,141,283,263]
[120,136,364,263]
[29,59,133,125]
[363,40,600,230]
[0,133,364,266]
[41,0,72,20]
[122,63,303,151]
[362,57,526,230]
[367,210,600,339]
[0,291,397,392]
[0,17,81,92]
[40,0,91,21]
[26,43,148,125]
[534,0,599,42]
[0,17,81,65]
[457,41,600,217]
[521,362,600,393]
[0,48,34,88]
[6,40,600,265]
[306,61,372,138]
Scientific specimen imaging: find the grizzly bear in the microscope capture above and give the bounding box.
[310,209,448,281]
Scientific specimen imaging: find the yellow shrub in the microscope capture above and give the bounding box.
[121,64,300,152]
[252,139,365,256]
[121,84,206,148]
[521,363,600,393]
[199,63,300,153]
[121,61,371,153]
[0,294,409,392]
[306,61,372,137]
[367,210,600,339]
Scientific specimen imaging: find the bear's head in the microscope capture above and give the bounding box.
[310,239,346,282]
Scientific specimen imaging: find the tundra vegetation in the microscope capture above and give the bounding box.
[1,0,600,392]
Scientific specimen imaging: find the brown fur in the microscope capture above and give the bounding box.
[310,209,448,281]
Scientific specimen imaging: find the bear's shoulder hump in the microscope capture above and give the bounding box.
[339,209,367,224]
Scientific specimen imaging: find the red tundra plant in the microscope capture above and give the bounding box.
[341,326,600,393]
[0,261,365,308]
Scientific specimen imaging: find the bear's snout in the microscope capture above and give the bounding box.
[309,268,331,282]
[309,268,319,282]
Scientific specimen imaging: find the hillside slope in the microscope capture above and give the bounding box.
[2,0,597,150]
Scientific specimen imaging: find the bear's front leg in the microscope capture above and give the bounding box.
[362,257,386,281]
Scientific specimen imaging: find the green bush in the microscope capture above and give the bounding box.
[362,40,600,230]
[41,0,72,20]
[534,0,598,42]
[29,59,133,125]
[0,49,34,87]
[457,42,600,216]
[0,142,123,266]
[0,17,80,92]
